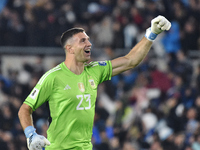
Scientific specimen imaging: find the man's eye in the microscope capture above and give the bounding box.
[81,39,86,42]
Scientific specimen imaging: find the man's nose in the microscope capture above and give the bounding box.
[87,40,92,46]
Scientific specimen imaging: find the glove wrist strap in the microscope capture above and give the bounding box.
[24,126,36,138]
[145,28,157,41]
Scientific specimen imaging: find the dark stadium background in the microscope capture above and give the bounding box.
[1,0,200,150]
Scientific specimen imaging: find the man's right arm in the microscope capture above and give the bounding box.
[18,103,50,150]
[18,103,34,130]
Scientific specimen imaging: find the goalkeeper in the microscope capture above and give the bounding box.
[18,15,171,150]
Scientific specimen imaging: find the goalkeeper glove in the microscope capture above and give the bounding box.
[24,126,50,150]
[145,15,171,41]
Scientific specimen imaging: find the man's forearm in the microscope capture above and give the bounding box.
[125,37,153,67]
[111,37,153,76]
[18,103,34,130]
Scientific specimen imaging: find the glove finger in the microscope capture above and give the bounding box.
[29,144,42,150]
[159,18,167,26]
[151,15,162,24]
[43,138,51,146]
[30,142,43,150]
[166,22,171,30]
[157,24,161,29]
[29,145,33,150]
[161,21,171,31]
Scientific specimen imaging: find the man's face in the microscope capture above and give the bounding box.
[69,32,92,62]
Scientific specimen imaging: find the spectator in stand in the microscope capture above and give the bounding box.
[161,21,181,54]
[181,17,199,54]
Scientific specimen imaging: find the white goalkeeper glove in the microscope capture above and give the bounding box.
[145,15,171,41]
[24,126,50,150]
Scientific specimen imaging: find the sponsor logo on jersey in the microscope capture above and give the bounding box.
[64,85,71,90]
[78,82,85,92]
[29,88,39,100]
[98,61,107,66]
[89,79,95,89]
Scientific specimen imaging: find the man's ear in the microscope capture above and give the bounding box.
[65,45,74,54]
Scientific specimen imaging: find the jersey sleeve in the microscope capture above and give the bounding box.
[89,60,112,84]
[24,73,54,111]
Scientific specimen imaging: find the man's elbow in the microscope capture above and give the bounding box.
[18,104,24,120]
[124,56,141,69]
[18,103,32,119]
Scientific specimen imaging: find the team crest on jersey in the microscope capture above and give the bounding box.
[78,82,85,92]
[89,79,95,89]
[98,61,107,66]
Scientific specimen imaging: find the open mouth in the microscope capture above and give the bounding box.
[85,50,90,54]
[84,48,91,54]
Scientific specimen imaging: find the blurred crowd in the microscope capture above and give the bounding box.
[1,0,200,150]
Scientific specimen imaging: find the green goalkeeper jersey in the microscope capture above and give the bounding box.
[24,61,112,150]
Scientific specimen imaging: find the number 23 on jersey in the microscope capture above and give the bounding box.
[76,94,91,110]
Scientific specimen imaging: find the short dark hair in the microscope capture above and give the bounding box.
[60,27,85,49]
